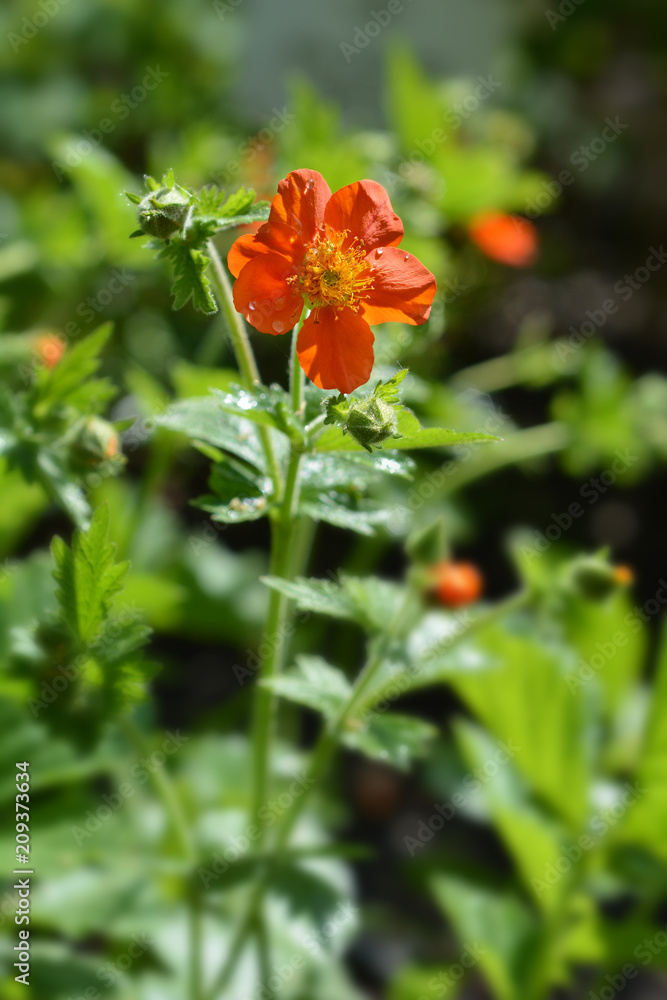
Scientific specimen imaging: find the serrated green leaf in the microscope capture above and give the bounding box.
[158,243,216,314]
[212,384,302,439]
[301,451,414,492]
[299,495,389,535]
[51,504,128,645]
[194,463,271,524]
[262,655,351,717]
[261,575,406,632]
[316,407,500,452]
[374,368,409,404]
[342,712,437,770]
[156,396,275,471]
[36,450,91,529]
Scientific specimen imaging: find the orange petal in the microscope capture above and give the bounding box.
[228,234,272,278]
[269,169,331,245]
[228,219,304,278]
[232,253,303,335]
[361,247,437,325]
[467,212,538,268]
[297,308,374,394]
[324,180,403,252]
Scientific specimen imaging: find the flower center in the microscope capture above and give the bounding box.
[293,229,373,312]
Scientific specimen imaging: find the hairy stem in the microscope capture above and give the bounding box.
[249,324,309,837]
[290,309,307,417]
[206,238,283,491]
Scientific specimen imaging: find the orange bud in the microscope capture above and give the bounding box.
[430,561,484,608]
[467,212,538,268]
[105,433,119,459]
[35,334,65,369]
[612,565,634,586]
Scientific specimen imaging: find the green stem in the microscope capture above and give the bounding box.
[189,883,203,1000]
[289,309,307,417]
[249,448,305,839]
[208,586,534,994]
[206,238,283,492]
[273,589,418,849]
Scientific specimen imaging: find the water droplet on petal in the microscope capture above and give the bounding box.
[304,180,314,191]
[404,254,410,261]
[272,320,285,333]
[274,297,285,309]
[375,247,384,258]
[249,301,258,311]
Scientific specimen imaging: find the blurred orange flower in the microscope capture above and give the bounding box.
[228,169,437,394]
[467,211,538,268]
[35,333,65,369]
[430,560,484,608]
[612,565,634,586]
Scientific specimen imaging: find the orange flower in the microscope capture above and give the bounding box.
[228,169,437,394]
[467,212,538,268]
[612,565,634,586]
[430,560,483,608]
[35,333,65,369]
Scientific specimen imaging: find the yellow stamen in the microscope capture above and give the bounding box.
[291,229,373,312]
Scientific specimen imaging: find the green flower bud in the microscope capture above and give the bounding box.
[138,186,192,240]
[344,396,400,452]
[570,556,618,601]
[71,417,121,466]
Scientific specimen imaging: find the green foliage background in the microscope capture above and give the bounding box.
[1,0,666,997]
